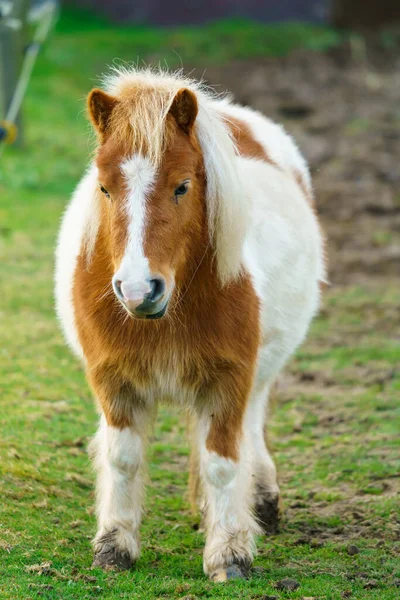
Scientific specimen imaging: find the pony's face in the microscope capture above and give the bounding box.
[89,88,206,319]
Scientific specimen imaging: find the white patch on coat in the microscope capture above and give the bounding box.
[54,164,100,360]
[204,452,236,489]
[113,154,156,287]
[244,383,279,495]
[241,157,325,382]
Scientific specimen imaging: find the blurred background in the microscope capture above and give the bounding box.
[1,0,400,285]
[0,2,399,598]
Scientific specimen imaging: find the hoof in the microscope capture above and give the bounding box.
[255,490,280,535]
[210,563,248,582]
[92,530,134,571]
[93,546,133,571]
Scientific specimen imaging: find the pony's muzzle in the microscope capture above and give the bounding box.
[112,275,168,319]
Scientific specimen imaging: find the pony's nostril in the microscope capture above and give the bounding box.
[113,278,123,300]
[146,276,165,303]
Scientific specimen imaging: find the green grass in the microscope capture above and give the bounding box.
[1,8,399,600]
[56,7,342,64]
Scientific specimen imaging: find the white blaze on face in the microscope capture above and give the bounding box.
[115,154,156,290]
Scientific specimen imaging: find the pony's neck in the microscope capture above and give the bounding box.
[173,239,221,315]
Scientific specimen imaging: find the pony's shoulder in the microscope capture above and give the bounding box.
[214,99,313,206]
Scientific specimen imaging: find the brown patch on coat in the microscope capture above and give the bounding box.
[74,241,260,455]
[223,114,278,166]
[204,361,257,461]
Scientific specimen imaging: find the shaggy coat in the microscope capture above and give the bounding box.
[55,68,325,581]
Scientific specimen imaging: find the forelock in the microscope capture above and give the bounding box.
[104,72,191,166]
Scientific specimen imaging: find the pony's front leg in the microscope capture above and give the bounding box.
[88,372,152,570]
[196,377,262,581]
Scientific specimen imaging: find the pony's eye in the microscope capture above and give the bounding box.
[174,180,189,202]
[100,184,110,199]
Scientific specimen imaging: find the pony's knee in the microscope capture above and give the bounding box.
[91,418,142,475]
[106,426,142,475]
[203,451,237,489]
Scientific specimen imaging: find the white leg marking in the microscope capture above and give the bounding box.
[198,420,261,575]
[90,415,145,561]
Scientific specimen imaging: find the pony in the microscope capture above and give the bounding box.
[55,67,325,582]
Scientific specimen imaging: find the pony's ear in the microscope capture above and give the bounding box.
[169,88,198,134]
[87,88,118,137]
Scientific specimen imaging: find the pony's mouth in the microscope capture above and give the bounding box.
[143,303,168,320]
[124,298,169,320]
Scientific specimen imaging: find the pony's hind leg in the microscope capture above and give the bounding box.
[247,383,280,535]
[88,369,153,570]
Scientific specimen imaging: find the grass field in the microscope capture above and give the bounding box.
[0,9,399,600]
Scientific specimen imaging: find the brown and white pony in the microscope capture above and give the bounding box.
[55,68,325,581]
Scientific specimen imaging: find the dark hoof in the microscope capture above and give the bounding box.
[93,545,133,571]
[92,531,133,571]
[255,490,280,535]
[210,563,248,582]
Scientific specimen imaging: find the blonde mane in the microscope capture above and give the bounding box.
[97,66,248,285]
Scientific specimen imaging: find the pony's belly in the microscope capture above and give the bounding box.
[241,162,324,385]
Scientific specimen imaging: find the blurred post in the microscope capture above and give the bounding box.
[332,0,400,29]
[0,0,30,146]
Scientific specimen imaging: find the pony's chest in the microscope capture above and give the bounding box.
[149,366,194,404]
[128,351,206,405]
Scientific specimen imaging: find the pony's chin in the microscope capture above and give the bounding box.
[144,303,168,320]
[125,302,168,321]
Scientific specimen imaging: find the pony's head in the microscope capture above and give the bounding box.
[87,70,246,320]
